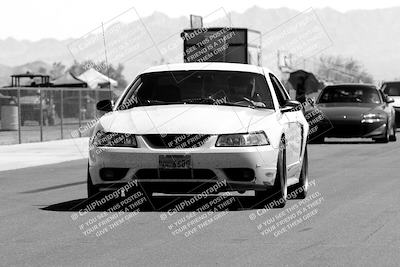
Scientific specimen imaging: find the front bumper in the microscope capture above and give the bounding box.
[319,120,387,138]
[88,136,279,193]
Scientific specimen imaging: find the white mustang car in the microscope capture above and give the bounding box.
[88,63,309,207]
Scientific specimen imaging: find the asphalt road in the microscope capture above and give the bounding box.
[1,137,400,266]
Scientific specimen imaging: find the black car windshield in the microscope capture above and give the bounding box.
[383,83,400,96]
[318,86,381,104]
[118,70,275,109]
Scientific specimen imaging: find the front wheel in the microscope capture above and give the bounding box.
[289,147,308,199]
[389,122,397,142]
[255,145,287,208]
[87,168,100,199]
[374,124,390,143]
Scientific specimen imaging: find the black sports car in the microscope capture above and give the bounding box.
[307,84,396,143]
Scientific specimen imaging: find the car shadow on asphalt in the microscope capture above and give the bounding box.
[41,195,258,212]
[326,142,381,145]
[41,185,303,212]
[309,139,380,145]
[21,181,86,194]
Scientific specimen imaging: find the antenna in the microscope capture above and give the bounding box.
[101,22,112,100]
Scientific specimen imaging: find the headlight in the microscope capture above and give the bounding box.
[91,130,137,147]
[361,113,386,123]
[215,131,270,147]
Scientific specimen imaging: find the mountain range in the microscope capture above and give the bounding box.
[0,6,399,86]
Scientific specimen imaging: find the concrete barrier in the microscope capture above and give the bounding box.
[1,105,18,130]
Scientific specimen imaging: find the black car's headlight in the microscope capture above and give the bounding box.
[361,113,386,123]
[91,130,137,147]
[215,131,270,147]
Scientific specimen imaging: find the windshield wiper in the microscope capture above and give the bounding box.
[143,99,194,105]
[221,97,266,109]
[182,98,216,104]
[121,99,181,109]
[244,97,267,108]
[182,97,266,109]
[122,97,266,109]
[219,102,255,109]
[143,100,169,105]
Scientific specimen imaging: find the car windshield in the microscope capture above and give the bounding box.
[318,86,381,104]
[383,83,400,96]
[118,70,274,109]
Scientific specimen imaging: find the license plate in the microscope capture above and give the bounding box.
[159,155,191,169]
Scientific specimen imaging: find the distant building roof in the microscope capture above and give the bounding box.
[52,72,87,87]
[11,73,49,78]
[77,68,117,89]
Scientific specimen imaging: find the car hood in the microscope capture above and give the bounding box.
[316,103,385,120]
[99,104,277,134]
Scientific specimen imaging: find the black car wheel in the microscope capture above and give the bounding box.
[255,142,287,208]
[289,147,308,199]
[87,167,100,199]
[389,122,397,142]
[374,123,390,143]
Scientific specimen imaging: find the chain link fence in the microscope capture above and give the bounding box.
[0,87,114,145]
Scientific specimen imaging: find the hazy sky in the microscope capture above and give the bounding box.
[1,0,399,41]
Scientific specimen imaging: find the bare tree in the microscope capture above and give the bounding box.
[317,55,373,83]
[49,62,66,80]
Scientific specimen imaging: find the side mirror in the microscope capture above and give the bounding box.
[96,99,113,112]
[386,96,395,103]
[281,100,302,113]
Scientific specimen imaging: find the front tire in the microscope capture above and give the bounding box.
[289,147,308,199]
[255,144,287,208]
[87,168,100,199]
[374,123,390,143]
[389,122,396,142]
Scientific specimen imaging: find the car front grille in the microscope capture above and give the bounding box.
[134,169,217,180]
[142,134,211,148]
[328,122,363,137]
